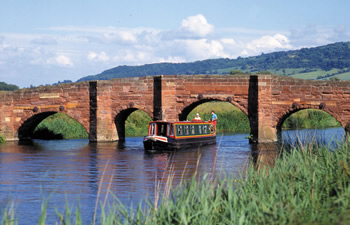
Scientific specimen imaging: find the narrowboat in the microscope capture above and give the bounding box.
[143,120,216,151]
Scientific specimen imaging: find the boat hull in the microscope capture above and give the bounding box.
[143,136,216,151]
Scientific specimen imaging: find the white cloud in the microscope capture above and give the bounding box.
[47,55,73,67]
[244,34,292,55]
[88,51,110,62]
[179,39,228,59]
[180,14,214,37]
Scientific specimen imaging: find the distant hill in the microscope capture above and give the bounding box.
[77,41,350,82]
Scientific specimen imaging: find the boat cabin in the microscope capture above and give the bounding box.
[143,121,216,151]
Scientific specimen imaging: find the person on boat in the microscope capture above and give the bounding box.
[192,113,202,121]
[210,110,217,131]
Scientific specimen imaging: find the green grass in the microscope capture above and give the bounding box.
[290,68,339,79]
[33,112,88,139]
[282,109,341,130]
[0,134,5,143]
[335,71,350,80]
[125,110,152,136]
[186,101,250,133]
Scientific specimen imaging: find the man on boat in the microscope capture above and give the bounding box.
[210,110,217,131]
[192,113,202,121]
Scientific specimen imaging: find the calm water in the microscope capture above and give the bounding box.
[0,128,345,224]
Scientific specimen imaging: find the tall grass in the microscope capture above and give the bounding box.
[119,144,350,225]
[3,142,350,224]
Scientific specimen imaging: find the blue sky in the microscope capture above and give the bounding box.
[1,0,350,88]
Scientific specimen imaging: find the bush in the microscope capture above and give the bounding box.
[0,134,5,143]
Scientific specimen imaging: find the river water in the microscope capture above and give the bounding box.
[0,127,345,224]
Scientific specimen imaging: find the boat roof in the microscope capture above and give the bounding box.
[149,120,212,124]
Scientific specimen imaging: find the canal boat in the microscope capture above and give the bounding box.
[143,120,216,151]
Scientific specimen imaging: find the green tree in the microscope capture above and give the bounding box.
[0,82,19,91]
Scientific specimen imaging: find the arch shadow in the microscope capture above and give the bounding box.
[18,111,89,140]
[18,111,57,140]
[114,108,152,141]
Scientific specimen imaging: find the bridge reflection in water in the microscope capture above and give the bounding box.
[0,127,344,224]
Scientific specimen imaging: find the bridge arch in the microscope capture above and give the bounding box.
[114,108,152,141]
[17,111,88,140]
[179,99,248,121]
[275,107,343,141]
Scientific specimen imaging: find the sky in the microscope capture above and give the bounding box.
[1,0,350,88]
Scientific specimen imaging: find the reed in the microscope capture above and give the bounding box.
[2,141,350,224]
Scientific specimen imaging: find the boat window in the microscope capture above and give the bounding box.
[199,125,202,134]
[158,124,166,136]
[149,123,156,135]
[170,124,174,136]
[177,126,183,135]
[167,124,170,136]
[185,125,189,135]
[204,125,207,133]
[191,125,195,134]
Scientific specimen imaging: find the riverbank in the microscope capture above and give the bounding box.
[2,141,349,224]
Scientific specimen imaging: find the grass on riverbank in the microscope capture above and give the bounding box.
[32,112,88,139]
[0,134,5,144]
[2,141,350,224]
[187,101,250,133]
[282,109,341,130]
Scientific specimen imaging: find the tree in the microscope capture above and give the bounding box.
[329,77,341,81]
[0,82,19,91]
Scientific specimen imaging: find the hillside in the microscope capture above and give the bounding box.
[77,41,350,82]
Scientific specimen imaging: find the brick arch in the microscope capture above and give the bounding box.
[275,107,344,139]
[18,111,57,140]
[114,108,152,141]
[178,99,248,121]
[17,111,88,140]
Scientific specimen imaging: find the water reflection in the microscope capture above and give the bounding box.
[0,128,345,224]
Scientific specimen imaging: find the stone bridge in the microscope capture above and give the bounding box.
[1,75,350,143]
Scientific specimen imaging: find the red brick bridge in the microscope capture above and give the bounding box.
[1,75,350,143]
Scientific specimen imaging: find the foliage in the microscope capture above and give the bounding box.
[32,113,88,139]
[329,76,341,81]
[125,110,152,136]
[187,101,250,133]
[282,109,341,130]
[229,70,246,75]
[0,134,5,144]
[0,82,19,91]
[77,41,350,82]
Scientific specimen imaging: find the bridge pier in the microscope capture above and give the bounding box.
[248,75,277,143]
